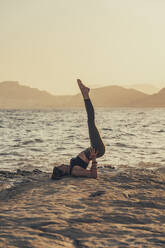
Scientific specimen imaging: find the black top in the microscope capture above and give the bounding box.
[69,156,88,175]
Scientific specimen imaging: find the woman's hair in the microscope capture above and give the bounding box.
[51,166,67,180]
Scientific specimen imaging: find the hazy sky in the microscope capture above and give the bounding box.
[0,0,165,95]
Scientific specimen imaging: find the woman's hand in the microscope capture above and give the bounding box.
[90,148,98,178]
[90,147,97,160]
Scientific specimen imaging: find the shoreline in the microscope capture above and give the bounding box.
[0,167,165,247]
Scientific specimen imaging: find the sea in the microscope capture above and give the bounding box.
[0,108,165,174]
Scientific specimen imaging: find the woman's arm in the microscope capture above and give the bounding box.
[90,147,98,178]
[71,148,98,179]
[90,159,97,179]
[71,165,97,178]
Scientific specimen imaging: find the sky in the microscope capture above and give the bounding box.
[0,0,165,95]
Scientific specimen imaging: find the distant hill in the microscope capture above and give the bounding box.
[0,81,72,109]
[0,81,165,108]
[130,88,165,107]
[89,85,147,107]
[123,83,160,95]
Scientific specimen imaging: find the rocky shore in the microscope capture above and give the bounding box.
[0,167,165,247]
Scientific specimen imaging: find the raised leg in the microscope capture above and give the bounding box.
[77,79,105,159]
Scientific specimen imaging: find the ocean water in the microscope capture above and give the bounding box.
[0,108,165,172]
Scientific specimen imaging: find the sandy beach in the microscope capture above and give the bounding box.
[0,167,165,248]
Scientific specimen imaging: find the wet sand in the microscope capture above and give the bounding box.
[0,167,165,248]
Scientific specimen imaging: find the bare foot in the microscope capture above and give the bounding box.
[77,79,90,99]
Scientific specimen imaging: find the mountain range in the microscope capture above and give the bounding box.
[0,81,165,109]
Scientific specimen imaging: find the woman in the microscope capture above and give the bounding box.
[52,79,105,179]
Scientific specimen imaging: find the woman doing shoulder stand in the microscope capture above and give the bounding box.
[52,79,105,179]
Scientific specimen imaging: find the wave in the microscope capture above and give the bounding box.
[102,128,113,131]
[115,143,138,149]
[22,139,44,145]
[137,112,145,115]
[122,132,135,136]
[22,140,35,145]
[35,138,44,143]
[157,129,165,133]
[30,148,43,152]
[56,147,66,150]
[0,152,23,157]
